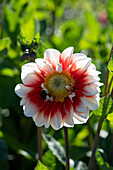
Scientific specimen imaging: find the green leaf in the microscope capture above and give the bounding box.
[93,95,113,117]
[107,0,113,24]
[4,6,18,32]
[108,57,113,74]
[30,32,40,50]
[0,38,11,51]
[0,139,9,170]
[20,13,35,42]
[42,133,82,168]
[35,161,48,170]
[85,11,100,43]
[42,133,66,165]
[42,150,56,170]
[74,161,88,170]
[96,150,113,170]
[106,112,113,122]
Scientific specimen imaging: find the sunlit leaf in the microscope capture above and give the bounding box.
[74,161,88,170]
[106,112,113,123]
[96,150,113,169]
[42,150,56,170]
[108,57,113,74]
[34,11,48,20]
[93,95,113,117]
[85,11,100,43]
[4,6,18,32]
[35,161,48,170]
[20,13,35,42]
[0,38,11,51]
[1,68,15,77]
[42,133,66,165]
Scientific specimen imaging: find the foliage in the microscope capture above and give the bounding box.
[0,0,113,169]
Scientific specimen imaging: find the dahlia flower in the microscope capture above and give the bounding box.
[15,47,101,130]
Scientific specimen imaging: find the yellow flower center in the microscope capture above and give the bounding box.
[43,71,75,102]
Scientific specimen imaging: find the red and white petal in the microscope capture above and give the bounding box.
[23,101,38,117]
[86,96,99,110]
[56,63,63,72]
[33,112,44,126]
[20,98,27,106]
[61,47,74,63]
[84,74,100,84]
[63,103,74,127]
[73,117,85,124]
[63,115,74,127]
[88,83,101,94]
[87,66,101,76]
[75,57,91,72]
[72,53,87,62]
[82,86,96,96]
[75,96,87,112]
[44,49,61,69]
[21,63,40,84]
[35,58,54,73]
[73,108,89,123]
[51,111,62,130]
[44,114,51,128]
[15,84,32,98]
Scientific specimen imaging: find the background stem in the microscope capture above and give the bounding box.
[64,127,70,170]
[88,116,104,170]
[37,127,42,162]
[104,46,113,96]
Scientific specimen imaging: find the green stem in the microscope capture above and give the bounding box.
[37,127,42,162]
[107,76,113,94]
[104,46,113,96]
[88,95,110,170]
[64,127,70,170]
[87,120,93,150]
[88,115,104,170]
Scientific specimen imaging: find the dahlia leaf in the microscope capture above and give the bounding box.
[73,161,88,170]
[96,149,113,169]
[42,133,66,165]
[35,161,48,170]
[93,95,113,117]
[42,150,56,170]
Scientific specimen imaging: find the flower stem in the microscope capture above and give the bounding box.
[88,115,104,170]
[104,46,113,96]
[37,127,42,162]
[64,127,70,170]
[107,76,113,94]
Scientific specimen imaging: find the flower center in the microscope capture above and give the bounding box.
[43,71,75,102]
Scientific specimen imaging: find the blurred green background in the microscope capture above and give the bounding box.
[0,0,113,169]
